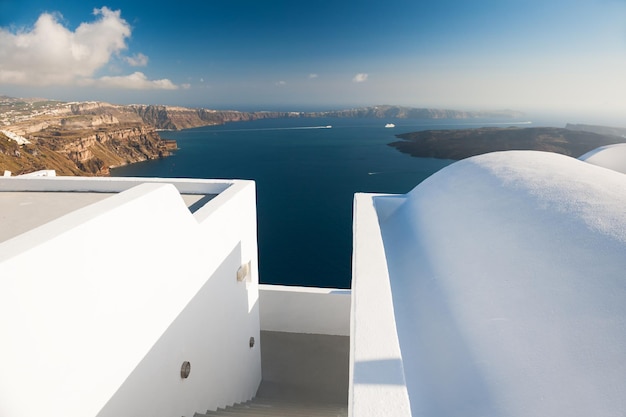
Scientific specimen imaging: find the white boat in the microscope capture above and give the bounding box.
[385,123,395,128]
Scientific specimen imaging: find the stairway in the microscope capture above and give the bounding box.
[194,397,348,417]
[193,331,350,417]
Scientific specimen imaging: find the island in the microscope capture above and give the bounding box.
[389,126,626,160]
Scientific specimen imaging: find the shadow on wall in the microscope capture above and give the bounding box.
[374,195,496,417]
[96,243,261,417]
[352,358,405,385]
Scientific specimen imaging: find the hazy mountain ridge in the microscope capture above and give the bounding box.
[129,104,521,130]
[390,126,626,160]
[565,123,626,138]
[315,105,524,119]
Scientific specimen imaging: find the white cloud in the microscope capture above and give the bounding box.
[0,7,176,90]
[309,73,319,79]
[276,80,286,86]
[85,72,178,90]
[125,52,148,67]
[182,83,191,89]
[353,73,368,83]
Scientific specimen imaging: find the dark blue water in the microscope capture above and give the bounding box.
[111,117,521,288]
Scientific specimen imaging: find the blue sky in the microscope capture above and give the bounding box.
[1,0,625,119]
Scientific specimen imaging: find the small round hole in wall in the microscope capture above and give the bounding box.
[180,361,191,379]
[249,336,255,348]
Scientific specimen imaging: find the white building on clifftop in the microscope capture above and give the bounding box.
[1,145,626,417]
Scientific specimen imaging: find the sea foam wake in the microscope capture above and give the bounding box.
[217,125,332,133]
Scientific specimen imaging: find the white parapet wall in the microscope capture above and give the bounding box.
[259,285,350,336]
[0,177,261,417]
[350,193,413,417]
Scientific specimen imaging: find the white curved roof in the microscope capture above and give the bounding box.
[378,150,626,417]
[579,142,626,174]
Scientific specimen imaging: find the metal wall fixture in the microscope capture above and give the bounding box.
[180,361,191,379]
[249,336,255,348]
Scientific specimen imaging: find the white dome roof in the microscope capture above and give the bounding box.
[378,150,626,417]
[579,142,626,174]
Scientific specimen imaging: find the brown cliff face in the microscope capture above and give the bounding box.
[1,114,174,176]
[42,124,169,175]
[129,105,303,130]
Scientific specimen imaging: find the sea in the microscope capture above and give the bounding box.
[111,117,527,288]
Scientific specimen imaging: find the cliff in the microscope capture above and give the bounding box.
[1,124,172,176]
[129,105,301,130]
[389,126,626,160]
[0,98,175,176]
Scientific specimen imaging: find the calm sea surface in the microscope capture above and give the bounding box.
[111,117,522,288]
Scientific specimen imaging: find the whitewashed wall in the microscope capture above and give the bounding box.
[0,178,261,417]
[349,193,412,417]
[259,285,350,336]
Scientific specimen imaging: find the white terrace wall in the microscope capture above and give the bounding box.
[0,178,261,417]
[0,174,233,194]
[350,193,412,417]
[258,285,351,405]
[259,285,350,336]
